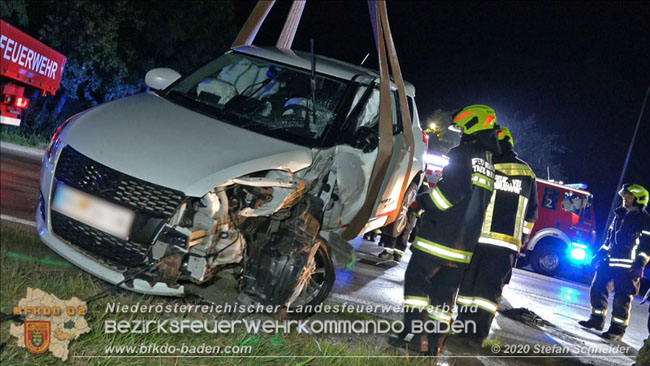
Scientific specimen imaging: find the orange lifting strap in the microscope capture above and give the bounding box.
[232,0,416,240]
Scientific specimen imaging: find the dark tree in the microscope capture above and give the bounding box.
[423,109,460,153]
[422,109,567,181]
[501,113,566,180]
[2,0,237,137]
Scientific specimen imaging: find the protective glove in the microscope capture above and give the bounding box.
[591,249,607,269]
[590,255,603,269]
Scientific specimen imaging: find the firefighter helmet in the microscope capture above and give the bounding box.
[450,105,497,135]
[498,126,514,147]
[618,184,649,207]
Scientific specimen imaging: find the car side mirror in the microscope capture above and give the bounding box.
[350,126,379,153]
[145,68,181,90]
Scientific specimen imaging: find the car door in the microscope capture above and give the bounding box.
[323,82,412,234]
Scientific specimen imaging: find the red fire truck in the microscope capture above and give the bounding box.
[519,178,597,277]
[1,20,66,126]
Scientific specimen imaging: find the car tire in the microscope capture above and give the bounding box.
[273,238,335,320]
[383,182,419,238]
[530,243,562,277]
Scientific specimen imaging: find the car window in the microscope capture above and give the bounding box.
[164,53,348,148]
[346,86,403,135]
[581,196,593,221]
[407,96,416,122]
[350,86,380,130]
[390,91,402,134]
[561,192,583,215]
[542,187,559,210]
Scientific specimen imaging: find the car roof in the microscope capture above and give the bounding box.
[233,45,415,97]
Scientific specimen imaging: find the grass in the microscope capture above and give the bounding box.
[0,225,607,366]
[0,225,436,366]
[0,126,49,149]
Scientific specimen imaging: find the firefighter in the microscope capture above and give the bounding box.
[378,183,427,262]
[389,105,500,356]
[452,127,538,348]
[579,184,650,341]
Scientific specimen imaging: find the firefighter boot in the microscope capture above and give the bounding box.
[387,331,429,355]
[601,324,626,342]
[378,250,393,261]
[427,332,447,357]
[393,250,404,262]
[578,316,605,331]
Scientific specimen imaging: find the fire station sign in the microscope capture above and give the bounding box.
[0,20,67,95]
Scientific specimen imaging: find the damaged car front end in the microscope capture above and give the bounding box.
[38,46,424,315]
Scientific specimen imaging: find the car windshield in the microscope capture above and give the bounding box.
[163,52,348,147]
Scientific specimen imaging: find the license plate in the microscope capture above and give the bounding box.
[52,183,135,240]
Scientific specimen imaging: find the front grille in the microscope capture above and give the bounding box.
[51,210,148,268]
[50,145,187,267]
[39,190,46,222]
[54,146,185,218]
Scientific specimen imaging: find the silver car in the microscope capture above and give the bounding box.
[38,46,426,315]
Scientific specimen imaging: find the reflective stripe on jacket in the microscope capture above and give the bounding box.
[599,207,650,269]
[415,141,495,266]
[478,152,538,252]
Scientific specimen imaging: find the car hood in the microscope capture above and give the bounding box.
[61,93,312,196]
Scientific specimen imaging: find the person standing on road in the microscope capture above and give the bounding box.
[579,184,650,341]
[378,183,427,262]
[452,127,539,349]
[389,105,500,357]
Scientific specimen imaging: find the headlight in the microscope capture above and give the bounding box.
[44,116,74,163]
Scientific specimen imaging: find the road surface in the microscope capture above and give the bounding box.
[1,142,646,365]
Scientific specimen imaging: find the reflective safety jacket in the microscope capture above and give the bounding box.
[598,207,650,270]
[414,141,495,267]
[478,151,538,252]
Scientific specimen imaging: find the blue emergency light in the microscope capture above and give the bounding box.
[568,242,590,264]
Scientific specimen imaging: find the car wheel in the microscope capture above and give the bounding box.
[530,243,562,277]
[273,238,335,320]
[383,182,419,238]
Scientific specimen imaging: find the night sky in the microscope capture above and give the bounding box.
[234,1,650,235]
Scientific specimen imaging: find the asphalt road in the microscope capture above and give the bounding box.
[1,143,646,365]
[0,145,41,223]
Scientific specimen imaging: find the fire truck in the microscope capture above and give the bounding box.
[426,157,597,278]
[519,178,597,277]
[1,20,66,126]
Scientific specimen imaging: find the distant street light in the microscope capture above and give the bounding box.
[424,121,438,134]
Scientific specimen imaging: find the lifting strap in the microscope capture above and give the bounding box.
[379,1,416,226]
[276,1,306,49]
[343,1,415,239]
[231,1,275,48]
[231,1,416,240]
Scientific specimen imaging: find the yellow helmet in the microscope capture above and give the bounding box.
[618,184,649,207]
[450,105,497,135]
[497,126,514,147]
